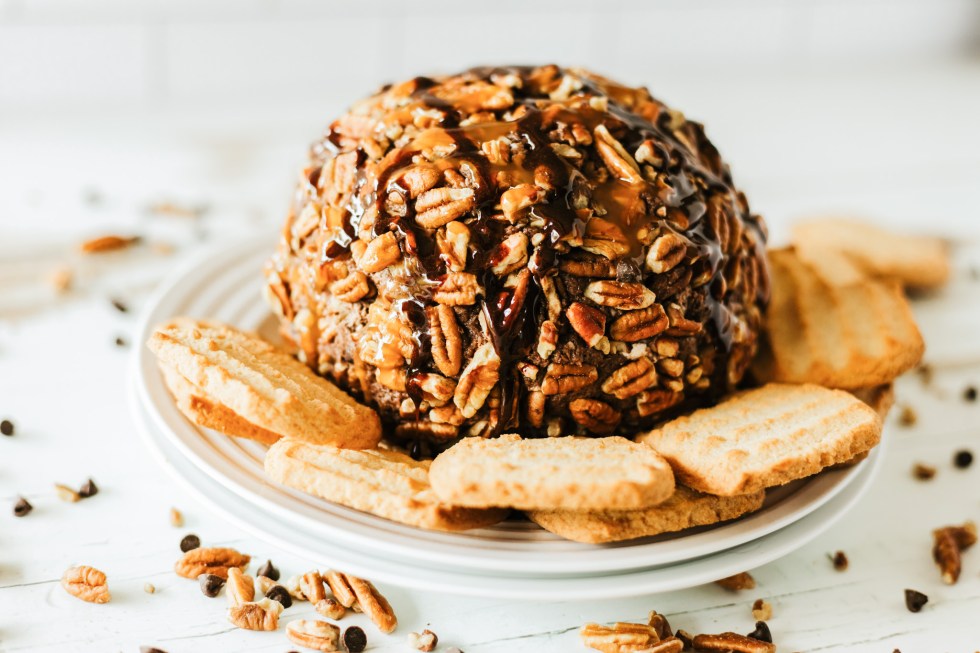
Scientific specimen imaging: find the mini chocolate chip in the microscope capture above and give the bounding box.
[830,550,848,571]
[256,559,280,581]
[912,463,937,480]
[198,573,225,597]
[13,496,32,517]
[905,588,928,613]
[265,585,292,609]
[746,620,772,643]
[111,298,128,313]
[964,386,977,402]
[953,450,973,469]
[79,478,99,498]
[445,649,465,653]
[343,626,368,653]
[1,419,14,436]
[114,336,128,347]
[179,533,201,552]
[140,647,168,653]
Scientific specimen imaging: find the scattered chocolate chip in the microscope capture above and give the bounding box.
[746,620,772,643]
[830,550,849,571]
[79,478,99,498]
[898,405,917,427]
[179,533,201,552]
[140,647,168,653]
[904,588,928,613]
[912,463,937,480]
[13,496,33,517]
[0,419,13,436]
[114,336,128,347]
[256,559,280,581]
[198,573,225,598]
[343,626,368,653]
[265,585,292,609]
[110,298,128,313]
[964,386,977,402]
[953,450,973,469]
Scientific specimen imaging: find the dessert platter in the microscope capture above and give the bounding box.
[129,65,947,597]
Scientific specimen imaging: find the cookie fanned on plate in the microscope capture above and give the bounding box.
[637,383,881,497]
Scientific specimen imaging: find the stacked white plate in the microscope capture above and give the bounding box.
[129,239,884,599]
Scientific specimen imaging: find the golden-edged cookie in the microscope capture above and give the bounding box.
[264,439,507,532]
[637,383,881,496]
[528,486,765,544]
[160,365,281,445]
[754,247,924,390]
[428,434,675,511]
[148,319,380,449]
[792,217,950,289]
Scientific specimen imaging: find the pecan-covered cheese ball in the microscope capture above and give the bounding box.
[266,65,769,456]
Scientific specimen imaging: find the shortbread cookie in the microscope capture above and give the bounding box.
[637,383,881,496]
[428,434,675,511]
[792,217,950,289]
[754,248,924,390]
[264,439,507,531]
[160,365,281,445]
[148,319,381,449]
[528,486,765,544]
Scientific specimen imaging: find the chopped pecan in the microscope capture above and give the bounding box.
[584,281,656,310]
[500,184,541,221]
[286,619,341,652]
[569,398,621,434]
[376,366,407,391]
[408,629,439,652]
[226,568,255,606]
[415,187,475,228]
[539,275,562,321]
[657,358,685,378]
[436,220,470,271]
[358,232,402,274]
[537,319,559,359]
[648,611,673,639]
[429,404,465,425]
[751,599,772,621]
[580,620,661,653]
[566,302,607,348]
[527,390,547,428]
[320,152,358,207]
[933,521,976,584]
[315,598,347,620]
[416,373,456,406]
[691,632,774,653]
[602,358,657,399]
[581,218,630,260]
[665,303,702,335]
[541,363,598,395]
[432,79,514,111]
[454,343,500,418]
[646,232,688,274]
[255,575,277,595]
[490,232,530,276]
[228,598,282,631]
[637,389,684,416]
[433,271,479,305]
[609,304,668,341]
[285,575,308,601]
[323,570,357,608]
[80,234,140,254]
[559,254,617,278]
[593,124,644,184]
[323,572,397,633]
[394,163,441,198]
[300,570,327,603]
[715,571,756,591]
[331,271,371,302]
[427,304,463,376]
[61,565,110,604]
[175,547,250,580]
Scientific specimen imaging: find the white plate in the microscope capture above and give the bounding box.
[131,391,883,599]
[130,238,878,579]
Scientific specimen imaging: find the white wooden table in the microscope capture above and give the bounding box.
[2,62,980,652]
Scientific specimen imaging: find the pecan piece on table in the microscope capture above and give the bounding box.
[226,567,255,606]
[175,547,250,580]
[286,619,341,651]
[324,571,397,633]
[228,598,282,631]
[61,565,110,604]
[933,521,977,584]
[692,632,774,653]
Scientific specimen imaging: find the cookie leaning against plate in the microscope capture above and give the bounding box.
[528,486,766,544]
[148,319,381,449]
[637,383,881,496]
[264,439,508,532]
[428,434,675,511]
[754,247,924,390]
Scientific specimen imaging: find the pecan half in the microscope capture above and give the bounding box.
[715,571,756,591]
[454,342,500,418]
[175,547,250,580]
[566,302,606,348]
[436,220,470,272]
[602,358,657,399]
[657,358,684,378]
[226,567,255,606]
[228,598,282,631]
[609,304,668,341]
[323,571,397,634]
[584,281,656,310]
[433,271,479,305]
[315,598,346,620]
[323,570,357,608]
[933,521,977,584]
[594,124,644,184]
[490,232,530,276]
[61,565,110,604]
[415,187,475,228]
[646,232,688,274]
[287,619,341,652]
[358,232,402,274]
[427,304,463,376]
[541,363,598,395]
[394,163,441,199]
[581,218,630,260]
[569,398,621,434]
[331,271,371,302]
[299,570,327,603]
[559,254,617,278]
[637,388,684,416]
[691,632,774,653]
[580,621,660,653]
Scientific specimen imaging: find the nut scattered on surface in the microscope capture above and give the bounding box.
[299,570,327,603]
[285,574,308,601]
[226,567,255,606]
[343,626,368,653]
[61,565,110,604]
[143,582,156,594]
[912,463,937,480]
[904,588,929,613]
[48,266,73,293]
[79,234,140,254]
[714,571,756,591]
[175,546,250,580]
[751,599,772,621]
[580,621,661,652]
[315,598,346,620]
[325,572,397,633]
[692,632,775,653]
[286,619,340,651]
[179,533,201,552]
[830,550,849,571]
[932,521,977,584]
[898,405,917,427]
[199,573,225,598]
[228,598,283,631]
[169,507,184,528]
[54,483,81,503]
[13,497,33,517]
[408,629,438,652]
